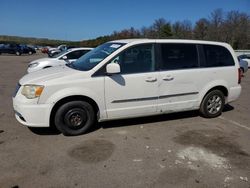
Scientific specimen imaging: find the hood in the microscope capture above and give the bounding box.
[29,57,54,65]
[20,65,77,85]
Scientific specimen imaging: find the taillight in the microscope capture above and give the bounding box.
[238,68,242,84]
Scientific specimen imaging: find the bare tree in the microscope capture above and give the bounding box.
[172,20,193,39]
[207,9,224,41]
[224,11,250,49]
[79,9,250,49]
[194,18,209,40]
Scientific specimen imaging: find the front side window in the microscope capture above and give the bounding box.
[69,42,125,71]
[111,44,155,74]
[160,43,198,70]
[204,45,234,67]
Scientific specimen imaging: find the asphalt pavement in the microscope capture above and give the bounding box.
[0,53,250,188]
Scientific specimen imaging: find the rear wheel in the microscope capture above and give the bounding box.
[54,101,95,136]
[200,90,225,118]
[28,51,33,55]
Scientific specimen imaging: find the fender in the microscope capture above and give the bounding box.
[198,80,229,104]
[40,87,107,125]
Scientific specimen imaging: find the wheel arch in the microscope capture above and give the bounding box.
[205,86,228,97]
[49,95,99,127]
[200,85,228,106]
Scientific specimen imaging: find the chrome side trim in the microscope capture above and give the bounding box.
[112,92,199,103]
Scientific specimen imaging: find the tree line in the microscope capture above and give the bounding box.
[1,9,249,49]
[80,9,250,49]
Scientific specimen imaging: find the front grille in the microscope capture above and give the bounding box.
[13,83,21,97]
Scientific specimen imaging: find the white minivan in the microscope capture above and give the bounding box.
[13,39,242,135]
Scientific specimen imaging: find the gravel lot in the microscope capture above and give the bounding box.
[0,53,250,188]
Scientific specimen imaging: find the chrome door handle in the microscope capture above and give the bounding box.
[163,76,174,81]
[145,77,157,82]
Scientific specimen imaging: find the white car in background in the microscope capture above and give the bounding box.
[27,47,93,73]
[238,54,250,66]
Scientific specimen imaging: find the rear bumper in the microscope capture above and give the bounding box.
[228,85,242,103]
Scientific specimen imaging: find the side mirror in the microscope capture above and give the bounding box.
[62,55,67,60]
[106,63,120,75]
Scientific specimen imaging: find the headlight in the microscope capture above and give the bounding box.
[28,62,39,68]
[21,85,44,99]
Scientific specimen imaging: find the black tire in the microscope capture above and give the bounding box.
[200,90,225,118]
[54,101,95,136]
[28,51,33,55]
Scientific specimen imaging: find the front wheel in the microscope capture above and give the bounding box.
[54,101,95,136]
[200,90,225,118]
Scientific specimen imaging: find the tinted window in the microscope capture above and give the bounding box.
[239,54,250,60]
[204,45,234,67]
[160,44,198,70]
[66,50,90,59]
[111,44,155,74]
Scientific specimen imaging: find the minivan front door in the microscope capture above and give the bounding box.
[104,44,159,119]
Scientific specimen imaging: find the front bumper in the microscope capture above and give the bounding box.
[13,96,51,127]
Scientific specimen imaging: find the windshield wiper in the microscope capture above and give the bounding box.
[66,63,74,69]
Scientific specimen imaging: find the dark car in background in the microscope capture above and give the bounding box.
[0,44,23,55]
[0,44,36,56]
[20,45,36,55]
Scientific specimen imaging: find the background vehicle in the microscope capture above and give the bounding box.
[27,47,93,73]
[238,54,250,66]
[0,44,23,55]
[47,45,67,57]
[41,46,50,53]
[20,45,36,55]
[238,58,248,74]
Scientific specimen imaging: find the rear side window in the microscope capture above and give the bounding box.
[203,45,234,67]
[160,43,198,70]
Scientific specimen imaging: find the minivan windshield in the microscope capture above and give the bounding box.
[69,42,125,71]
